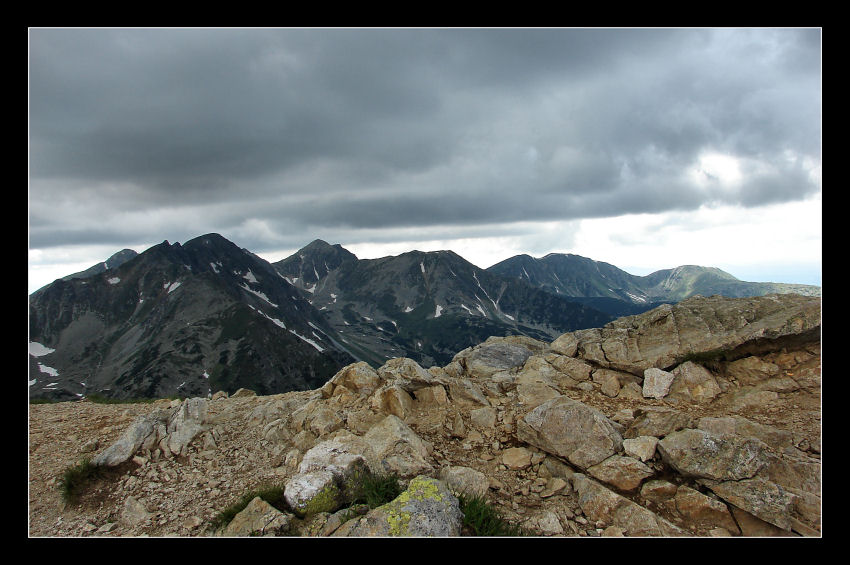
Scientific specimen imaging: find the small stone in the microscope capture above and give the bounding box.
[623,436,659,462]
[120,496,151,527]
[643,368,675,399]
[540,477,569,498]
[502,447,533,469]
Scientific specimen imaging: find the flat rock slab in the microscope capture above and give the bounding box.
[517,396,622,470]
[657,428,772,481]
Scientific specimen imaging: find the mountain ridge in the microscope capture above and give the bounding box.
[273,244,614,368]
[30,233,821,401]
[29,233,356,401]
[487,252,821,303]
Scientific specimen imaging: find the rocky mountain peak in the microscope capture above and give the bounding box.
[29,233,356,402]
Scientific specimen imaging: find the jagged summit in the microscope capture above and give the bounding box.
[272,241,612,368]
[29,233,355,401]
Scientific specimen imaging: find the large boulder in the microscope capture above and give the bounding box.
[517,396,623,469]
[700,477,797,532]
[586,455,655,492]
[656,428,772,481]
[624,407,694,439]
[377,357,443,393]
[642,368,675,399]
[322,362,383,398]
[452,337,539,378]
[362,415,433,478]
[335,476,463,537]
[223,496,292,536]
[284,434,371,517]
[284,470,345,518]
[438,466,490,498]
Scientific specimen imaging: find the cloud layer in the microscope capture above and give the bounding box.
[29,28,821,287]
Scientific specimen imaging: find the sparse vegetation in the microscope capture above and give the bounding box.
[58,459,103,505]
[676,347,730,371]
[457,492,526,536]
[29,397,57,404]
[210,469,404,533]
[347,469,402,509]
[208,471,527,536]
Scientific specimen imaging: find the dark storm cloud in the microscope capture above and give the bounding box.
[29,27,821,255]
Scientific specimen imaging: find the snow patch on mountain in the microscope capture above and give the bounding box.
[163,281,181,293]
[289,330,324,352]
[240,284,278,308]
[247,305,286,329]
[38,363,59,377]
[108,277,120,285]
[29,342,55,357]
[625,291,647,303]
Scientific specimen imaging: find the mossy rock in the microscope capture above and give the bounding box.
[338,476,464,537]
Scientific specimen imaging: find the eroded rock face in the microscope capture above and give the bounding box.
[92,397,208,466]
[561,294,821,375]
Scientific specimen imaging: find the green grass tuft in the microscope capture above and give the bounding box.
[347,470,403,509]
[58,459,103,505]
[458,493,526,536]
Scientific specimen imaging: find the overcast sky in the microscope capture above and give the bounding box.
[28,28,822,294]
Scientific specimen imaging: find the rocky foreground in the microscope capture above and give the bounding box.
[28,294,822,537]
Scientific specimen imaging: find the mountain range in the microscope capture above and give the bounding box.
[28,233,820,401]
[488,253,820,303]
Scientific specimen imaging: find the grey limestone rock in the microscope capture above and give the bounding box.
[517,396,622,470]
